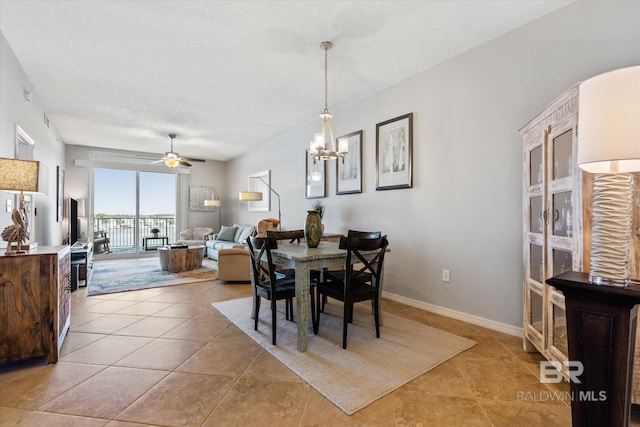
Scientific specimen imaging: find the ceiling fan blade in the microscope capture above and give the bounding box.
[151,159,164,164]
[182,157,206,163]
[179,159,192,167]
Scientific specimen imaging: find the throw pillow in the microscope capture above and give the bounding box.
[217,226,238,242]
[237,225,256,243]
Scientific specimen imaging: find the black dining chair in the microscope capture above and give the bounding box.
[267,229,319,328]
[319,230,382,312]
[266,229,304,278]
[314,235,389,349]
[247,236,296,345]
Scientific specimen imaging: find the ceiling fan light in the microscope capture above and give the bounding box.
[164,158,179,168]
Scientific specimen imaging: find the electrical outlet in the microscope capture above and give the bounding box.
[442,269,450,283]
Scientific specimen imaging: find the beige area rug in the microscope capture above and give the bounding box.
[88,257,217,296]
[212,297,476,415]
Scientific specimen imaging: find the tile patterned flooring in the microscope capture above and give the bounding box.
[0,277,630,426]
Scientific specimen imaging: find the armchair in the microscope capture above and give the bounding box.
[217,244,251,282]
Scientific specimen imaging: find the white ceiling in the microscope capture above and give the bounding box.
[0,1,572,162]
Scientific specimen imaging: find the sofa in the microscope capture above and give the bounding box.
[217,244,251,282]
[177,227,214,247]
[205,223,255,261]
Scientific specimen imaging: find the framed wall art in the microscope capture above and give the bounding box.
[376,113,413,190]
[248,169,270,212]
[336,130,363,195]
[56,166,64,222]
[189,186,216,212]
[305,150,326,199]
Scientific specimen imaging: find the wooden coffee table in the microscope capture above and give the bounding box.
[158,245,205,272]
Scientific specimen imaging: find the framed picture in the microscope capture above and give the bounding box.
[336,130,363,195]
[56,166,64,222]
[248,170,270,212]
[189,186,216,212]
[376,113,413,190]
[306,150,326,199]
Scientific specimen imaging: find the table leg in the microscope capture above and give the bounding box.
[295,261,311,352]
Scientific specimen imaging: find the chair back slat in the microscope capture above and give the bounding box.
[347,230,381,239]
[342,235,389,286]
[267,229,304,244]
[247,236,279,284]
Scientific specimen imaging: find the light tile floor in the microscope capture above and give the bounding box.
[0,279,635,426]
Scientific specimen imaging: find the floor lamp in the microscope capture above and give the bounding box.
[0,158,42,254]
[203,198,221,232]
[239,177,281,229]
[577,65,640,285]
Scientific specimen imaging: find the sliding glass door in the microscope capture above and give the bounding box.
[94,168,176,255]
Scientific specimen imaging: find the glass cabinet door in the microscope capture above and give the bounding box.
[552,191,573,238]
[530,145,544,185]
[530,196,544,234]
[551,302,568,356]
[529,288,544,335]
[530,244,544,283]
[552,129,572,180]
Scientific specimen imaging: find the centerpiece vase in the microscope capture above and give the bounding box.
[305,210,322,248]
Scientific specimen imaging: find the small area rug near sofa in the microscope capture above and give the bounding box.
[87,257,217,296]
[212,297,476,415]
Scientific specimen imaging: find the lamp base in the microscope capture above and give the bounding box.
[589,273,629,287]
[588,173,634,285]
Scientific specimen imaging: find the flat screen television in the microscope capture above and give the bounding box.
[69,197,79,246]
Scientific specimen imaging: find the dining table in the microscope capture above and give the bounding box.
[268,241,387,352]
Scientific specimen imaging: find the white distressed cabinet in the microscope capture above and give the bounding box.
[520,82,640,398]
[519,83,584,378]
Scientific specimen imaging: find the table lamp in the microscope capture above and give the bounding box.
[0,158,42,254]
[577,66,640,285]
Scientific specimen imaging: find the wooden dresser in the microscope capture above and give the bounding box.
[0,245,71,364]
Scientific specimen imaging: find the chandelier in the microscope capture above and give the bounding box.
[309,41,348,162]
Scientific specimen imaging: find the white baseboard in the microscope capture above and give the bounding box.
[382,291,523,337]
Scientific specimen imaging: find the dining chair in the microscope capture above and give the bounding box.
[314,235,389,349]
[267,229,304,243]
[267,229,319,326]
[319,230,382,312]
[247,236,296,345]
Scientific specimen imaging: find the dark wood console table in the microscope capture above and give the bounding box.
[547,271,640,427]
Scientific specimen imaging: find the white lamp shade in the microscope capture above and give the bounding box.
[204,199,221,207]
[239,191,262,201]
[338,138,349,154]
[77,199,86,217]
[578,66,640,173]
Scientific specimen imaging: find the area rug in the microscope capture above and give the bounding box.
[87,257,217,296]
[212,297,476,415]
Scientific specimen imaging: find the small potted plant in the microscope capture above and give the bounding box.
[150,228,160,237]
[311,199,325,219]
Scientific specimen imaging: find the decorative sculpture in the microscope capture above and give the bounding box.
[1,202,29,254]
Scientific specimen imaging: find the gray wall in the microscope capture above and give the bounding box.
[0,32,66,246]
[226,1,640,328]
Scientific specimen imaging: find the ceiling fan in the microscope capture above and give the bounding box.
[153,133,206,168]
